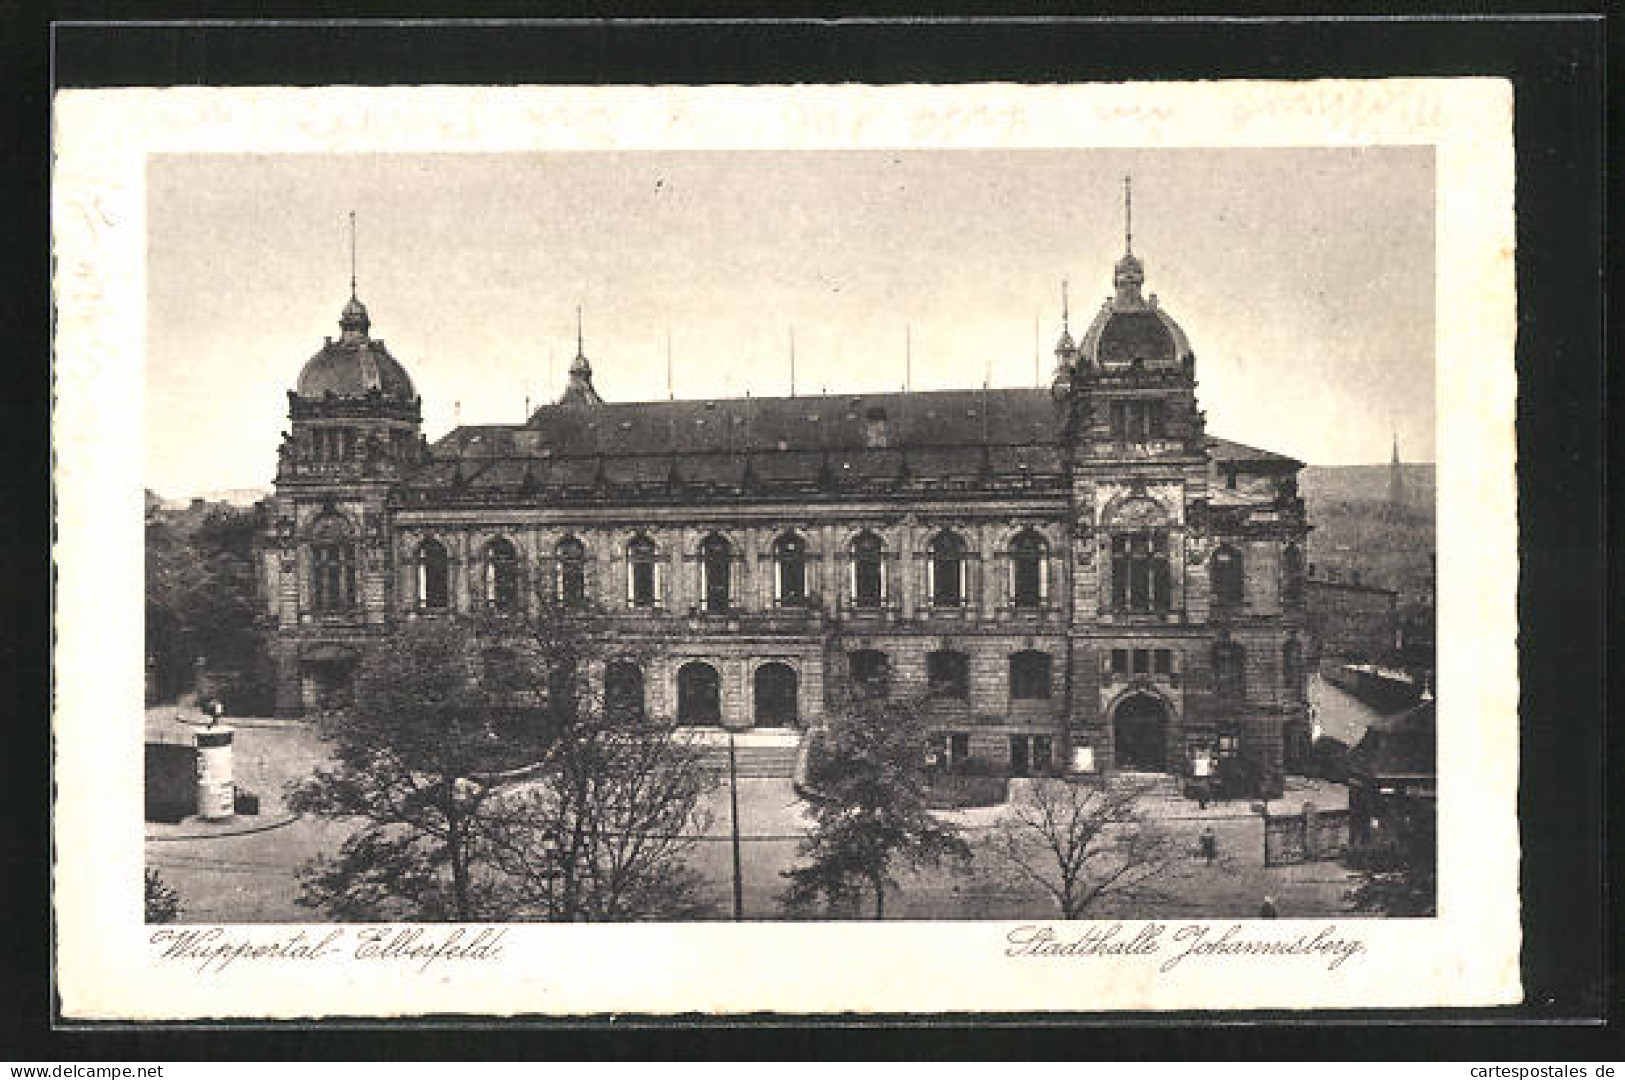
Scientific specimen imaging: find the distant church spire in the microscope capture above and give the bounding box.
[1389,432,1404,508]
[349,210,357,297]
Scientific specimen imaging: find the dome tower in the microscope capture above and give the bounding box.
[263,217,428,716]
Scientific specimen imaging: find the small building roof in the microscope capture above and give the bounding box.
[1348,699,1436,780]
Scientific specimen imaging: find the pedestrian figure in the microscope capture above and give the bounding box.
[1259,895,1278,919]
[1199,824,1218,865]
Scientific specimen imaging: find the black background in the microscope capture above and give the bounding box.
[7,10,1612,1061]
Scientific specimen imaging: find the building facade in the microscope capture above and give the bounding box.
[259,230,1312,795]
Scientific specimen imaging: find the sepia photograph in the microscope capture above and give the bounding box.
[140,148,1437,928]
[52,80,1518,1018]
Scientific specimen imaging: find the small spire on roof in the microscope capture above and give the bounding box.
[559,305,603,407]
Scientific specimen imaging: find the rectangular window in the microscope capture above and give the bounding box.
[1132,648,1150,675]
[1109,400,1166,441]
[1153,648,1173,675]
[1032,735,1053,773]
[1112,532,1172,614]
[949,732,970,764]
[1111,649,1129,675]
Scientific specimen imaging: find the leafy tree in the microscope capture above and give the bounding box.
[290,604,716,922]
[984,778,1182,919]
[287,618,551,920]
[782,694,971,919]
[144,500,274,710]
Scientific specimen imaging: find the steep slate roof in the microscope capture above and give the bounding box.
[399,388,1299,499]
[1347,699,1436,780]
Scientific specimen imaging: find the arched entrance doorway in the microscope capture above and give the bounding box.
[677,661,721,726]
[754,662,798,727]
[1113,693,1170,772]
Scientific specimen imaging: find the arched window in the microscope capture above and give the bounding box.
[677,661,721,725]
[754,662,799,726]
[928,530,967,608]
[1010,529,1048,609]
[1211,544,1245,609]
[605,660,645,721]
[1009,650,1053,700]
[415,539,449,610]
[626,534,659,607]
[1111,531,1172,613]
[310,516,356,613]
[483,537,521,613]
[555,536,587,608]
[1282,639,1304,696]
[700,534,733,612]
[927,650,970,699]
[1282,543,1306,604]
[773,532,808,607]
[850,531,884,607]
[1213,642,1247,701]
[848,649,890,699]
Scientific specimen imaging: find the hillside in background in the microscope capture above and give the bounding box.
[1299,463,1435,608]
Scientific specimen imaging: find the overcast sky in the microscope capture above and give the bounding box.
[145,148,1433,496]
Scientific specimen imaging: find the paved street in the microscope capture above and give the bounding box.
[147,711,1364,924]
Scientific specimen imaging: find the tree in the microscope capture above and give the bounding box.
[782,695,971,919]
[287,618,551,921]
[144,868,182,923]
[482,716,716,921]
[985,778,1182,919]
[289,604,717,922]
[144,500,274,710]
[1346,811,1436,916]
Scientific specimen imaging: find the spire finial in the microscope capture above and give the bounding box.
[576,305,584,358]
[1124,175,1133,256]
[348,210,357,297]
[1062,279,1070,331]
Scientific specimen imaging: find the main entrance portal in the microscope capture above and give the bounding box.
[1114,693,1169,772]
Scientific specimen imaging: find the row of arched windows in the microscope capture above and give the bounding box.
[408,528,1055,614]
[845,648,1055,702]
[472,653,801,728]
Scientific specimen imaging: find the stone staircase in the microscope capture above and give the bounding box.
[680,728,802,779]
[1107,770,1186,797]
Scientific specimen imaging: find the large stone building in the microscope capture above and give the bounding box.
[258,217,1312,795]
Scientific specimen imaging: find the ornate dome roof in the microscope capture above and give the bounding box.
[1075,253,1193,370]
[295,294,417,399]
